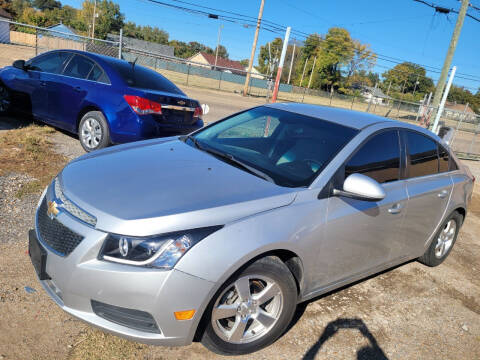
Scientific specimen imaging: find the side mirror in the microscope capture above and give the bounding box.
[333,173,386,202]
[13,60,26,71]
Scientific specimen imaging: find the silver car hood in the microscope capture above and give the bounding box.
[60,138,297,236]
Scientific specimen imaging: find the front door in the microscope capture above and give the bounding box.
[322,130,408,286]
[25,51,71,122]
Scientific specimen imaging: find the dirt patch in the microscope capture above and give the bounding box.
[0,124,68,197]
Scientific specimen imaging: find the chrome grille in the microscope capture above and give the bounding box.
[37,197,84,256]
[55,179,96,227]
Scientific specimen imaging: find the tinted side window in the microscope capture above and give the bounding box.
[88,64,109,83]
[438,145,450,173]
[28,52,70,74]
[406,131,438,178]
[63,55,95,79]
[345,130,401,183]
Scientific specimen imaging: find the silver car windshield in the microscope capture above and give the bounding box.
[190,107,358,187]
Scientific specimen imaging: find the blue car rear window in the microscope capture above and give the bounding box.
[110,62,183,94]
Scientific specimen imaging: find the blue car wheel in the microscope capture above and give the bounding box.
[78,111,111,152]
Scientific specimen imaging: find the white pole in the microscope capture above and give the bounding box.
[271,26,291,102]
[287,42,296,84]
[118,28,123,59]
[432,66,457,134]
[92,0,97,39]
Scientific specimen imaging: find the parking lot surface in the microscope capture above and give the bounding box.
[0,88,479,360]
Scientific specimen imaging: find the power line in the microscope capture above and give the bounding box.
[138,0,480,85]
[413,0,480,22]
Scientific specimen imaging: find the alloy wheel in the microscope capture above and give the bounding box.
[211,275,283,344]
[81,118,102,149]
[435,219,456,258]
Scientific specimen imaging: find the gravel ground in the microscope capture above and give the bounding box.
[0,88,479,360]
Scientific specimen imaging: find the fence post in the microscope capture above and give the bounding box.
[35,29,38,56]
[118,29,123,59]
[186,64,190,86]
[450,103,469,147]
[302,87,306,103]
[351,96,355,110]
[218,70,222,90]
[329,89,333,106]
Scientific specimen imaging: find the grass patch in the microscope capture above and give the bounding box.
[0,124,68,197]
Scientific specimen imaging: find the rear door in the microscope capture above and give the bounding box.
[323,130,409,285]
[403,130,453,255]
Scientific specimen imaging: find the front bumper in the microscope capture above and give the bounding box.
[29,189,215,346]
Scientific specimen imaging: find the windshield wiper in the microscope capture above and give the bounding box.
[186,137,275,184]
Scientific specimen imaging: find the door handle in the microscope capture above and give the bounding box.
[438,190,449,199]
[74,86,82,92]
[388,203,403,214]
[40,81,47,87]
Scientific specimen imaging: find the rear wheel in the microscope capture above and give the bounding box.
[418,211,463,267]
[201,256,297,355]
[78,111,110,152]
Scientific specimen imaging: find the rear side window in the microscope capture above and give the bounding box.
[28,51,70,74]
[88,64,109,84]
[406,131,438,177]
[438,144,458,172]
[345,130,401,183]
[438,145,450,173]
[63,55,95,79]
[109,61,183,94]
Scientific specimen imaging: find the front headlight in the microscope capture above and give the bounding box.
[99,226,222,269]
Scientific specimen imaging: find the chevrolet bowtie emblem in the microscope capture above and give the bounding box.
[47,200,59,219]
[177,100,186,106]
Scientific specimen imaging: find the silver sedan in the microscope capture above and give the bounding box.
[29,103,474,355]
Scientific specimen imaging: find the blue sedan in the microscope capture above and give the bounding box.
[0,50,203,151]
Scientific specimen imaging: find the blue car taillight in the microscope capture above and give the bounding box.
[123,95,162,115]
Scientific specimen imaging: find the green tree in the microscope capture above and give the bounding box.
[214,45,228,59]
[33,0,59,10]
[382,62,434,98]
[257,37,282,75]
[79,0,124,39]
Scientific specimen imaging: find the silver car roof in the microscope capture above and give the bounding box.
[266,102,398,130]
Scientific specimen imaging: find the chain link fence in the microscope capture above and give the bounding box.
[0,18,477,158]
[0,18,119,60]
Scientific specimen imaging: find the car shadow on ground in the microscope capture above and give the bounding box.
[302,318,388,360]
[283,262,412,359]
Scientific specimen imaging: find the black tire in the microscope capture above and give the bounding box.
[201,256,297,355]
[78,111,110,152]
[418,211,463,267]
[0,83,11,114]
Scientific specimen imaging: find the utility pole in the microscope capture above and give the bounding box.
[214,24,223,70]
[243,0,265,96]
[287,41,296,84]
[91,0,97,39]
[299,57,309,87]
[307,57,316,89]
[430,0,469,120]
[271,26,291,102]
[412,74,420,97]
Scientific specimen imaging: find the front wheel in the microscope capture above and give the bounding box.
[78,111,110,152]
[201,256,297,355]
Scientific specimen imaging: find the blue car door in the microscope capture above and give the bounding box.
[23,51,71,122]
[49,54,98,133]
